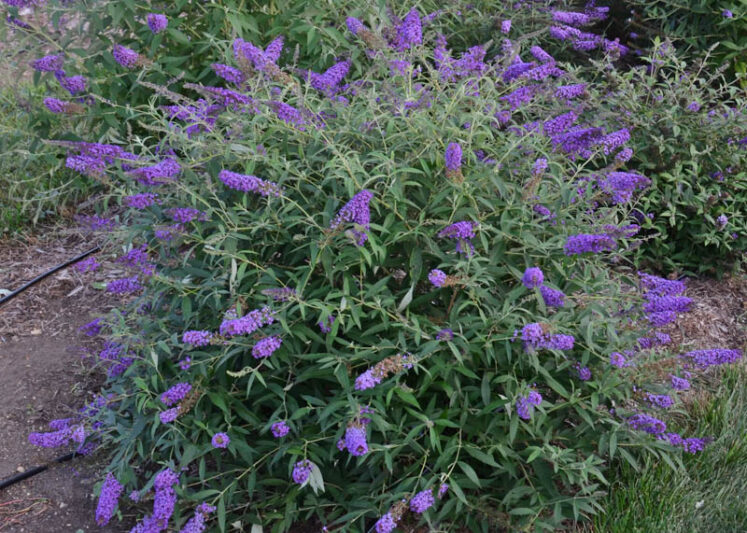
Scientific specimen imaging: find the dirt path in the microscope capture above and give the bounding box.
[0,228,129,532]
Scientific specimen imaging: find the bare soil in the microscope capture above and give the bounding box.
[0,228,129,532]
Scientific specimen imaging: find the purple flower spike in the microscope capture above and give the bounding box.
[346,17,365,35]
[113,45,140,68]
[344,426,368,456]
[252,336,282,359]
[159,408,179,424]
[182,330,213,347]
[271,421,290,438]
[437,221,476,256]
[516,390,542,420]
[522,267,544,289]
[374,513,398,533]
[95,472,123,526]
[211,432,230,448]
[444,142,462,172]
[330,189,374,245]
[32,54,64,72]
[410,489,435,513]
[161,383,192,406]
[540,285,565,307]
[428,269,447,287]
[394,9,422,51]
[292,460,313,484]
[147,13,168,34]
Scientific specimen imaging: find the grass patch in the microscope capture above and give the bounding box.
[0,83,94,233]
[593,364,747,532]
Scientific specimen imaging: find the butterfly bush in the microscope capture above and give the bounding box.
[14,1,746,532]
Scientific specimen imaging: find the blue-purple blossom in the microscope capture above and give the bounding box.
[167,207,208,224]
[218,170,282,197]
[271,421,290,438]
[354,368,382,391]
[55,72,87,96]
[599,171,651,203]
[344,425,368,456]
[646,393,674,409]
[540,285,565,307]
[437,221,476,256]
[178,502,216,533]
[500,20,511,34]
[74,256,99,273]
[444,142,462,172]
[79,318,103,336]
[292,460,313,484]
[106,277,142,294]
[219,306,274,337]
[161,383,192,406]
[124,192,160,209]
[520,323,574,351]
[113,45,140,68]
[147,13,168,33]
[716,214,728,229]
[346,17,365,35]
[32,53,64,72]
[428,269,447,287]
[576,365,592,381]
[178,357,192,371]
[95,472,123,526]
[682,437,710,453]
[159,408,179,424]
[436,328,454,341]
[181,330,213,347]
[516,390,542,420]
[627,413,666,434]
[564,233,617,255]
[211,63,246,84]
[521,267,544,289]
[555,83,586,99]
[410,489,435,513]
[551,10,594,26]
[330,189,374,245]
[680,348,742,368]
[43,97,75,113]
[530,45,554,63]
[129,158,181,185]
[318,315,335,333]
[130,469,179,533]
[722,9,733,18]
[670,375,690,390]
[374,513,398,533]
[211,432,230,448]
[393,9,422,51]
[610,352,628,368]
[252,336,282,358]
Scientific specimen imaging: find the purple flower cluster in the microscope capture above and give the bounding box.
[182,330,213,347]
[393,8,422,51]
[438,221,476,256]
[374,513,399,533]
[428,269,447,287]
[444,142,462,172]
[211,432,230,448]
[129,158,181,185]
[124,192,160,209]
[178,502,216,533]
[75,256,100,273]
[610,352,629,368]
[598,171,651,204]
[410,489,435,513]
[680,348,742,369]
[219,306,274,337]
[304,60,351,96]
[670,375,690,390]
[211,63,246,84]
[130,469,179,533]
[218,170,282,197]
[516,390,543,420]
[252,336,282,358]
[161,382,192,406]
[32,53,64,72]
[28,420,87,449]
[436,328,454,341]
[147,13,168,34]
[55,71,87,96]
[113,45,140,68]
[522,267,544,288]
[167,207,208,224]
[645,393,674,409]
[540,285,565,307]
[627,413,666,435]
[520,323,574,352]
[639,272,690,327]
[330,189,374,245]
[43,97,76,113]
[159,408,179,424]
[106,276,142,294]
[95,472,123,526]
[343,425,368,456]
[564,233,617,255]
[292,460,313,484]
[271,421,290,438]
[79,318,103,336]
[555,83,587,100]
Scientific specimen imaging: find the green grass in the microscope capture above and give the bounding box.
[592,364,747,532]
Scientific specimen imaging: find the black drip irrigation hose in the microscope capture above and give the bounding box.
[0,245,101,307]
[0,246,101,490]
[0,452,77,491]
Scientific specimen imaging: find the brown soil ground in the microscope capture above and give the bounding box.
[0,227,131,533]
